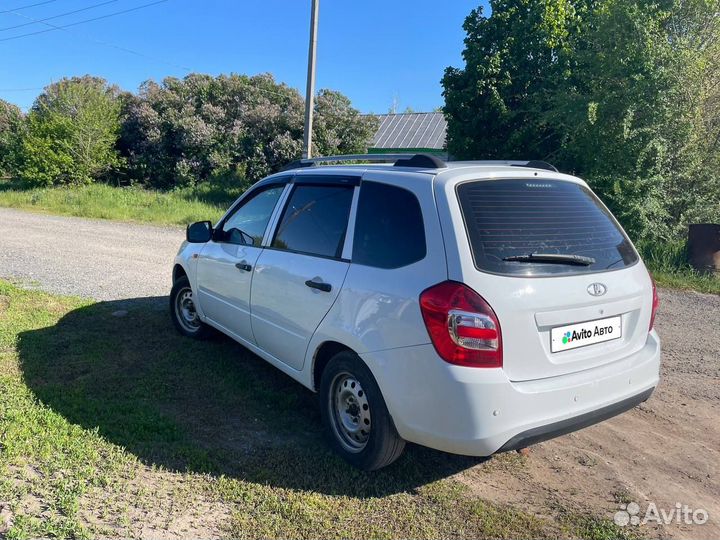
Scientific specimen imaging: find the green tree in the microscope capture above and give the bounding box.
[0,99,24,177]
[313,89,378,157]
[18,76,122,186]
[442,0,589,160]
[443,0,720,241]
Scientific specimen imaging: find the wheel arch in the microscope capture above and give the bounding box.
[312,340,355,392]
[172,263,188,284]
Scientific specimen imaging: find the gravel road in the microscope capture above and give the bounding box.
[0,207,184,300]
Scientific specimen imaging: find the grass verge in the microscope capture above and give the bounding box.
[647,267,720,295]
[0,181,242,226]
[639,240,720,294]
[0,280,638,539]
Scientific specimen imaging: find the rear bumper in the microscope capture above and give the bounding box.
[497,386,654,452]
[361,330,660,456]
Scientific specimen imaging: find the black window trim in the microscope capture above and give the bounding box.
[213,180,289,246]
[454,178,640,279]
[269,180,357,262]
[291,174,361,187]
[261,245,351,264]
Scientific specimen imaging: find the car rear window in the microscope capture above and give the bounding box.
[456,179,638,276]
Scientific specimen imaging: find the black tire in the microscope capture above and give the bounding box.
[319,351,405,470]
[169,276,212,339]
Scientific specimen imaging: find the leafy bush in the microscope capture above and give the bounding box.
[16,76,123,186]
[117,73,377,189]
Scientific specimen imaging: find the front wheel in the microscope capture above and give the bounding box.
[319,351,405,470]
[170,276,212,339]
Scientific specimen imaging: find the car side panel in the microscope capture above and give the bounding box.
[303,170,446,388]
[251,250,351,370]
[196,242,263,343]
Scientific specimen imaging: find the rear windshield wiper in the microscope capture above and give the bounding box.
[502,253,596,266]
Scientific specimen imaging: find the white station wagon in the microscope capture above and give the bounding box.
[170,154,661,470]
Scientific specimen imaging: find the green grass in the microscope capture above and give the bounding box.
[0,180,242,226]
[646,268,720,294]
[0,280,637,539]
[638,240,720,295]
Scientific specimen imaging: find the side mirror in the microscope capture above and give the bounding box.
[187,221,213,243]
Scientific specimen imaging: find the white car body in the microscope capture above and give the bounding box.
[173,158,661,458]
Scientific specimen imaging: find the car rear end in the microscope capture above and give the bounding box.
[382,166,661,456]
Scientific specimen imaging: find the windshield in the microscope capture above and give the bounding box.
[456,179,638,276]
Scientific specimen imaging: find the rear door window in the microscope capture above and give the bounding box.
[456,179,638,276]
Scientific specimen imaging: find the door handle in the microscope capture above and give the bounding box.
[305,279,332,292]
[235,261,252,272]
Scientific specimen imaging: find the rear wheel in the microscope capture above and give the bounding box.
[319,351,405,470]
[170,276,212,339]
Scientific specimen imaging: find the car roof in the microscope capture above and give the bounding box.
[268,162,558,177]
[261,155,584,186]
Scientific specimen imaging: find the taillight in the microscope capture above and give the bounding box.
[649,275,660,332]
[419,281,502,368]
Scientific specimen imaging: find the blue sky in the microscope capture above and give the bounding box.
[0,0,485,112]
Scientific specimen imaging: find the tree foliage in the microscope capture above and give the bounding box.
[118,73,377,189]
[17,76,122,186]
[0,100,24,177]
[443,0,720,241]
[0,73,376,189]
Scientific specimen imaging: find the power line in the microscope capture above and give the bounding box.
[0,87,45,91]
[0,2,310,106]
[0,0,169,42]
[0,0,58,14]
[0,1,193,73]
[0,0,120,32]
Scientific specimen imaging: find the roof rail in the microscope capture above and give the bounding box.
[445,159,559,172]
[280,153,446,172]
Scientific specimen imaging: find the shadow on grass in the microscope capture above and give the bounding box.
[17,297,481,497]
[0,178,34,192]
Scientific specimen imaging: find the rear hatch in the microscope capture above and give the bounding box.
[454,178,653,382]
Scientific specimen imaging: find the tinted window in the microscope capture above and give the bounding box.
[220,185,285,245]
[272,185,354,258]
[457,179,638,276]
[353,182,426,269]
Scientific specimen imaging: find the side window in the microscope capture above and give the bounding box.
[272,185,354,258]
[353,181,426,269]
[220,184,285,245]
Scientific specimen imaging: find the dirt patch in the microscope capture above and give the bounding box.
[80,467,232,539]
[459,288,720,540]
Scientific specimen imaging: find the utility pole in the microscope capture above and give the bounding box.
[302,0,319,159]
